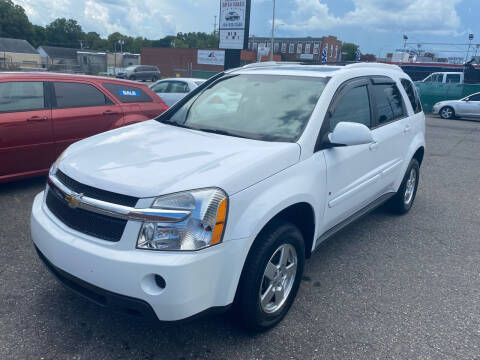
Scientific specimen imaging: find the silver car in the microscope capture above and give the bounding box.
[149,78,205,106]
[433,92,480,119]
[117,65,161,82]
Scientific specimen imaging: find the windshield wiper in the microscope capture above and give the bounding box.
[193,127,251,139]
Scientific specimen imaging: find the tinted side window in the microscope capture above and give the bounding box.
[54,82,110,108]
[151,82,169,93]
[330,85,371,129]
[103,83,153,103]
[400,78,422,114]
[371,84,406,125]
[170,81,190,93]
[446,74,461,83]
[0,82,45,113]
[468,93,480,101]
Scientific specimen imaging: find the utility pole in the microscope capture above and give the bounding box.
[213,15,218,36]
[403,35,408,51]
[270,0,276,61]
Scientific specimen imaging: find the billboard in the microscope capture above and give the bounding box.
[197,50,225,66]
[219,0,250,50]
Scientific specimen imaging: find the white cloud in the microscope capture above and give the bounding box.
[14,0,217,39]
[279,0,463,35]
[277,0,341,31]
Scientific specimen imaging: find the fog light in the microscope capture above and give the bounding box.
[154,275,166,289]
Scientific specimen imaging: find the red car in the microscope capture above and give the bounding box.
[0,73,168,183]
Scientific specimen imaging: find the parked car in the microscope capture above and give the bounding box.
[433,92,480,119]
[31,63,425,331]
[0,72,168,183]
[116,65,161,82]
[422,72,464,84]
[149,78,205,106]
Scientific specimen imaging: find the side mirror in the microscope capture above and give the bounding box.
[328,122,374,147]
[464,97,470,102]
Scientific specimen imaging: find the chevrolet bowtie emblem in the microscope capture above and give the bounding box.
[65,192,83,208]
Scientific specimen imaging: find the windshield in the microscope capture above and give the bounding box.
[125,66,138,71]
[159,74,328,142]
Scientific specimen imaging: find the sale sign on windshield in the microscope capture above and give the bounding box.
[219,0,250,50]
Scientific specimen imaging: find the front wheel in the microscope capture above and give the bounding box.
[386,158,420,214]
[128,75,136,81]
[234,221,305,332]
[440,106,455,119]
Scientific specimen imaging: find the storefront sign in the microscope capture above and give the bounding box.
[197,50,225,66]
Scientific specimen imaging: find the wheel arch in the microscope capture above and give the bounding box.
[253,202,316,259]
[413,146,425,166]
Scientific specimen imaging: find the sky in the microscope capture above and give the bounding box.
[14,0,480,57]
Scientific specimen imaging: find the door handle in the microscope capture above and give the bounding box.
[404,124,412,133]
[369,141,379,151]
[26,116,48,122]
[102,110,119,115]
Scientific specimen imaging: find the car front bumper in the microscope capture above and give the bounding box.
[30,192,247,321]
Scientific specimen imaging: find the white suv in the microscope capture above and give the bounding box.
[31,62,425,331]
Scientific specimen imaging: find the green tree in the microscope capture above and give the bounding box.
[84,31,107,50]
[45,18,84,47]
[30,25,46,48]
[341,43,360,61]
[0,0,33,41]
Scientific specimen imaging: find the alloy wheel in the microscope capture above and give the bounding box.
[404,168,417,205]
[259,243,298,314]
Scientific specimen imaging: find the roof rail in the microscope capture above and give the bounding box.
[344,62,403,71]
[241,61,301,70]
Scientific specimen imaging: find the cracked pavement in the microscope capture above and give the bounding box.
[1,116,479,359]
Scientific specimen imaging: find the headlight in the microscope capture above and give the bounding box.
[49,150,67,176]
[137,188,228,251]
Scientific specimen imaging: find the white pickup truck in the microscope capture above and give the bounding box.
[31,62,425,331]
[422,71,464,84]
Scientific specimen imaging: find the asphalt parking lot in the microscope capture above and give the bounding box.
[1,116,479,359]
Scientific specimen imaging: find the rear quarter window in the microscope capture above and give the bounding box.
[102,83,153,103]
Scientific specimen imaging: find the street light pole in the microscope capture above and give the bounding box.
[466,34,474,62]
[270,0,276,61]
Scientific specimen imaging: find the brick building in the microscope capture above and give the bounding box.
[141,48,224,78]
[248,35,342,62]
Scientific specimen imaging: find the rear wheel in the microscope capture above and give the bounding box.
[440,106,455,119]
[386,158,420,214]
[234,220,305,332]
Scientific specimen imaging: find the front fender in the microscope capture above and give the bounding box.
[224,154,327,252]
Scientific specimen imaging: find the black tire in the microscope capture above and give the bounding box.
[152,75,158,82]
[129,75,136,81]
[234,220,305,332]
[386,158,420,214]
[439,106,455,119]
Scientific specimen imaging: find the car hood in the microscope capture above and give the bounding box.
[58,120,301,198]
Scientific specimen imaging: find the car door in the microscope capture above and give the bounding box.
[50,81,123,156]
[457,93,480,116]
[0,81,54,180]
[150,81,171,104]
[320,78,382,231]
[167,81,190,105]
[369,77,412,194]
